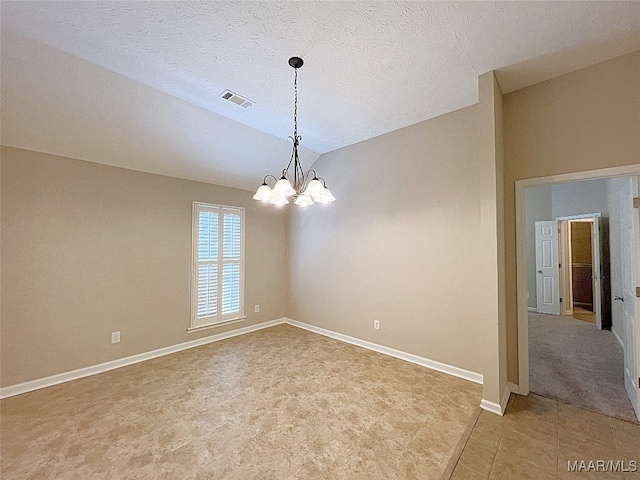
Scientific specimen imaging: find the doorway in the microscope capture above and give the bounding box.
[569,220,595,321]
[517,168,640,423]
[533,213,607,329]
[555,213,610,330]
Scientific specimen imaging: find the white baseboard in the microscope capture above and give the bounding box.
[480,386,511,416]
[527,307,537,312]
[2,317,486,400]
[0,318,286,399]
[612,328,624,349]
[284,318,483,385]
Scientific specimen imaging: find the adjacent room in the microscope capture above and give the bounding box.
[2,2,640,479]
[525,178,639,423]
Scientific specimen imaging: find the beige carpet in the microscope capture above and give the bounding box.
[529,313,638,424]
[1,324,482,479]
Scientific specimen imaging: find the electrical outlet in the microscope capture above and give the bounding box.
[254,305,260,313]
[373,320,380,330]
[111,331,121,344]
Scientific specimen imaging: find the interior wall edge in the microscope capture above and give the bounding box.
[480,385,510,416]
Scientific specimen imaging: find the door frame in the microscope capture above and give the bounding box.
[556,213,602,328]
[515,164,640,395]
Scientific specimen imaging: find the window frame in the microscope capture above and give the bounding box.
[189,201,246,333]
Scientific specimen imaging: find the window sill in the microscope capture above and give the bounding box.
[187,316,247,334]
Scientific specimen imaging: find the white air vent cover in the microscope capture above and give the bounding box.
[219,90,254,108]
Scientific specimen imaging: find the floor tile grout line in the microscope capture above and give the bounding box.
[610,422,622,460]
[486,430,505,479]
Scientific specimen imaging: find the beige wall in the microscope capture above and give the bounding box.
[1,147,288,387]
[504,51,640,383]
[287,106,492,382]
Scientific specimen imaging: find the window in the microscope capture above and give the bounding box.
[190,202,245,332]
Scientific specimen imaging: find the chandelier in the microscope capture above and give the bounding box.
[253,57,335,207]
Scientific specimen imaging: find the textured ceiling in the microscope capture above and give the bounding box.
[2,1,639,190]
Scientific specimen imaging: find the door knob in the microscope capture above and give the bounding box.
[614,296,624,302]
[538,270,543,274]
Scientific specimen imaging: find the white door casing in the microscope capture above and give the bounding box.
[536,221,561,315]
[592,217,603,329]
[620,178,639,420]
[559,220,572,316]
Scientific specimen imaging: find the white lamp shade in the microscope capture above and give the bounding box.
[253,184,272,202]
[317,188,336,204]
[294,194,314,207]
[267,193,289,205]
[272,178,296,197]
[303,179,324,199]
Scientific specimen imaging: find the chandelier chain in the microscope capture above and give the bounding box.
[293,67,298,138]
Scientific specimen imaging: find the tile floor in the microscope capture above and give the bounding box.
[451,394,640,479]
[1,324,482,479]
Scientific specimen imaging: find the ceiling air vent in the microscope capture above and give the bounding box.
[219,90,254,108]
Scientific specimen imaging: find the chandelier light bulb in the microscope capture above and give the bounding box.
[302,178,324,199]
[272,178,296,197]
[317,188,336,204]
[267,193,289,206]
[294,194,315,206]
[252,183,272,202]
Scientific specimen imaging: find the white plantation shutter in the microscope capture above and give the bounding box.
[222,212,242,315]
[191,203,244,330]
[222,264,241,314]
[197,264,218,318]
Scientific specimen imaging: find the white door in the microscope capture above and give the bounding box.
[620,178,639,419]
[536,221,561,315]
[592,217,603,329]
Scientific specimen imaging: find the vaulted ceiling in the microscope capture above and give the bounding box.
[2,1,639,190]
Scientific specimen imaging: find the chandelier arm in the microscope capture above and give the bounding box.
[262,174,279,185]
[283,137,296,177]
[304,169,318,183]
[294,155,305,192]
